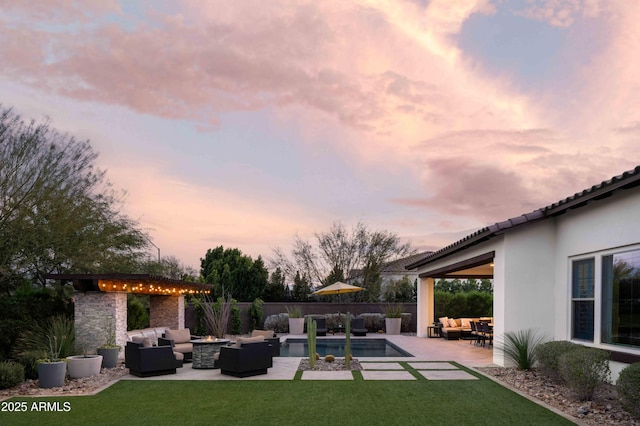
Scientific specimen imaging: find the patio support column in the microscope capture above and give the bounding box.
[150,295,185,329]
[417,276,435,337]
[75,291,127,353]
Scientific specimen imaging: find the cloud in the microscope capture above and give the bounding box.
[514,0,604,27]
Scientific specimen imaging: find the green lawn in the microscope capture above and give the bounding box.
[1,368,573,425]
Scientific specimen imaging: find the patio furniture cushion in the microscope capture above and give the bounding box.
[131,336,153,347]
[250,330,275,338]
[164,328,191,343]
[234,335,265,348]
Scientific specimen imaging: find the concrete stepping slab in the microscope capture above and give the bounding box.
[408,362,459,370]
[361,362,405,370]
[419,370,478,380]
[301,371,354,380]
[361,371,416,380]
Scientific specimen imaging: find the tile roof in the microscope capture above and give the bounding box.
[406,165,640,270]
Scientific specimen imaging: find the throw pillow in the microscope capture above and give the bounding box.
[448,318,458,328]
[438,317,449,327]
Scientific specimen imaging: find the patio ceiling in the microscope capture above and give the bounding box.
[45,273,212,296]
[417,251,494,279]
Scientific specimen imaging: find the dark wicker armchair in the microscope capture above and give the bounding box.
[216,341,273,378]
[125,342,182,377]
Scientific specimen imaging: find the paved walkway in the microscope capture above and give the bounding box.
[123,334,495,382]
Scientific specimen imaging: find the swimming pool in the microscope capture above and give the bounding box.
[279,338,412,357]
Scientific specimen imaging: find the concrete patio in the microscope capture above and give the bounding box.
[123,334,495,382]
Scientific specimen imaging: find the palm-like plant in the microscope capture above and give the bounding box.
[500,328,546,370]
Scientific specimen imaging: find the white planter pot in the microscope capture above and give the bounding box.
[385,318,402,335]
[67,355,103,379]
[288,318,305,335]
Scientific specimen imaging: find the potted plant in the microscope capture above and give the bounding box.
[37,336,67,389]
[66,341,103,379]
[97,318,121,368]
[286,306,304,335]
[383,303,403,335]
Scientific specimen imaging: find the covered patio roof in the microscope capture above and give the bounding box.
[46,273,212,296]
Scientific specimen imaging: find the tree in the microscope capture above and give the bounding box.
[137,255,199,281]
[272,221,413,297]
[264,267,286,301]
[199,246,268,301]
[291,271,312,302]
[0,106,149,294]
[383,276,415,302]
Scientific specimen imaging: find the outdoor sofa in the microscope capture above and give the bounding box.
[438,317,481,340]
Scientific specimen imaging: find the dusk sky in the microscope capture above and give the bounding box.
[2,0,639,270]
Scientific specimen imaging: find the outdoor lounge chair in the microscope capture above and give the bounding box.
[250,329,281,356]
[216,339,273,377]
[315,318,328,336]
[351,318,368,336]
[158,328,196,362]
[125,341,183,377]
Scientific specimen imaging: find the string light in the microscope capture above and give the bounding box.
[98,280,211,295]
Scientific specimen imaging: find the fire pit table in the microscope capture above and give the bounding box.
[191,338,230,369]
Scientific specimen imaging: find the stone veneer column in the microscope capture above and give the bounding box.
[75,291,127,354]
[149,295,184,329]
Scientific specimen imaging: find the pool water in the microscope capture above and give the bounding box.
[279,338,412,357]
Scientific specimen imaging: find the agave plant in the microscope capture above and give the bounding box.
[499,328,546,370]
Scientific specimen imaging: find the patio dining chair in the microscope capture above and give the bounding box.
[480,322,493,348]
[469,321,479,345]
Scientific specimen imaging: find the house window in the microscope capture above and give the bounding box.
[602,250,640,349]
[572,259,594,341]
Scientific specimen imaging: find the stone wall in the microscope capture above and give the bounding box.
[150,295,184,329]
[74,291,127,354]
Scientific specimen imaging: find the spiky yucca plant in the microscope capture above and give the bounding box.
[500,328,546,370]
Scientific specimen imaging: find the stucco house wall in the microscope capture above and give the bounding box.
[413,166,640,374]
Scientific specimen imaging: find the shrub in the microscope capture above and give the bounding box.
[500,329,546,370]
[127,295,149,330]
[537,340,580,382]
[616,362,640,418]
[559,347,610,401]
[247,298,264,331]
[14,315,75,360]
[0,361,25,389]
[324,354,335,363]
[230,302,242,335]
[17,350,43,380]
[263,313,288,333]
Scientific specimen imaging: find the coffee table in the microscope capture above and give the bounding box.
[191,338,230,369]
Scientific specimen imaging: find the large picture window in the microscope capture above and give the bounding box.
[602,250,640,349]
[572,259,594,341]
